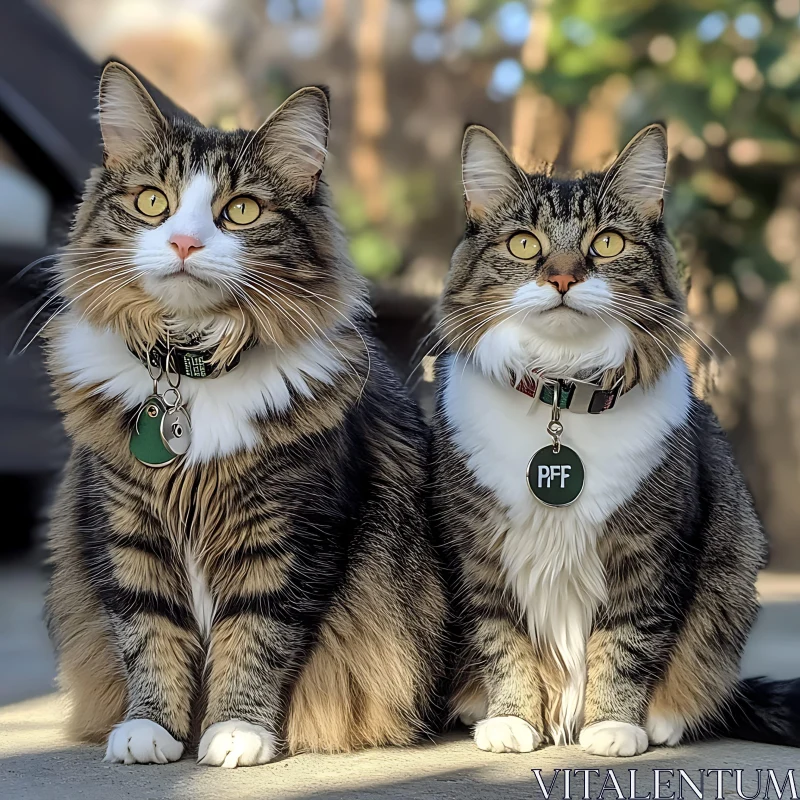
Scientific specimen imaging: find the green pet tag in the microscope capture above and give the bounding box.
[527,445,585,507]
[130,395,177,468]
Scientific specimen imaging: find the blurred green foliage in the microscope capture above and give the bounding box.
[336,171,440,279]
[535,0,799,286]
[318,0,799,287]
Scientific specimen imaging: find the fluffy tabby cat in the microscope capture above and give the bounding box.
[432,122,800,757]
[44,62,446,767]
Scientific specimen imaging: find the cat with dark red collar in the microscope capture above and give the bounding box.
[431,122,800,756]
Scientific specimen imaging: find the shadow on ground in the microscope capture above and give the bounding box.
[2,732,799,800]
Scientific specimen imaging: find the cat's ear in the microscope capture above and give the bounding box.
[255,86,329,197]
[601,123,668,219]
[98,62,166,167]
[461,125,521,222]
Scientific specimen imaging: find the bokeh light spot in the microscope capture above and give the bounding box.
[412,30,443,62]
[733,56,762,88]
[729,138,762,165]
[414,0,446,28]
[266,0,293,25]
[488,58,524,101]
[734,13,762,39]
[561,17,595,47]
[451,18,482,51]
[648,35,677,64]
[696,12,728,42]
[495,2,531,47]
[703,122,727,146]
[681,136,707,161]
[288,26,321,58]
[775,0,800,17]
[297,0,323,21]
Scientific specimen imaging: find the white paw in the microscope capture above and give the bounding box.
[474,715,541,753]
[579,721,649,757]
[103,719,184,765]
[646,711,686,746]
[198,720,277,768]
[456,694,488,727]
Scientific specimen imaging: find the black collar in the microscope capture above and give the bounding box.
[129,338,256,379]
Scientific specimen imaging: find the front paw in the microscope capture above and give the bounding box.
[104,719,184,765]
[646,711,686,746]
[579,721,648,757]
[198,720,277,768]
[474,716,541,753]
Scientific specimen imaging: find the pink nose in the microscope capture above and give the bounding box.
[548,274,580,294]
[169,234,204,261]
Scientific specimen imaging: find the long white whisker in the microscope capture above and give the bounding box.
[217,275,281,350]
[9,256,140,324]
[8,254,60,285]
[607,298,715,361]
[237,271,372,399]
[612,292,729,357]
[606,300,693,355]
[80,270,145,322]
[597,307,674,364]
[16,266,144,354]
[239,276,365,393]
[406,299,511,385]
[14,261,143,354]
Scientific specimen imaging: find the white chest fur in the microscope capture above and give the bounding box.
[55,317,344,464]
[185,548,214,638]
[443,355,691,743]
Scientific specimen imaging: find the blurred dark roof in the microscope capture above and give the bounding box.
[0,0,194,200]
[0,0,102,194]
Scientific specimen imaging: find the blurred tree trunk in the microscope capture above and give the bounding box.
[693,175,800,570]
[570,77,629,171]
[730,284,800,572]
[512,2,564,169]
[351,0,389,222]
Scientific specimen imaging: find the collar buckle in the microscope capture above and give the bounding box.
[512,372,626,414]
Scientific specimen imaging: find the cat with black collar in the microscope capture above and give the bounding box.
[44,63,446,768]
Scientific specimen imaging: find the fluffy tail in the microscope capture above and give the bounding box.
[700,677,800,747]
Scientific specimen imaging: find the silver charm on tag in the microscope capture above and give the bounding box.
[161,405,191,456]
[159,367,192,458]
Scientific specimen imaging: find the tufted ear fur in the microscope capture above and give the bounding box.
[461,125,521,222]
[98,62,166,167]
[601,123,668,220]
[253,87,330,197]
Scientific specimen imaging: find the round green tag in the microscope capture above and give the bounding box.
[526,445,585,507]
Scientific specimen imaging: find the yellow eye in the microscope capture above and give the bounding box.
[507,231,541,260]
[135,188,169,217]
[591,231,625,258]
[225,196,261,226]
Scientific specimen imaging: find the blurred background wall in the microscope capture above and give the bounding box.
[1,0,799,567]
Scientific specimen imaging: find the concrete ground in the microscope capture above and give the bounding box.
[1,562,798,799]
